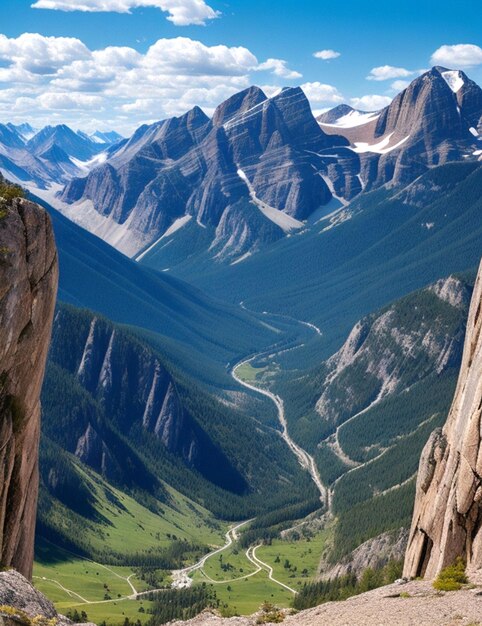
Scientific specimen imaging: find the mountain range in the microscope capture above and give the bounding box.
[0,66,480,267]
[0,60,482,624]
[0,123,123,189]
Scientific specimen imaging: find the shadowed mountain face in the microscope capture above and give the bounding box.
[43,304,248,495]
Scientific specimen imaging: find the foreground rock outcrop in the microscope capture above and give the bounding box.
[0,195,58,579]
[404,260,482,580]
[0,570,91,626]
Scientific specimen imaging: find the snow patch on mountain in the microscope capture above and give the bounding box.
[318,173,349,207]
[321,110,380,128]
[230,251,252,265]
[162,215,192,239]
[441,70,465,93]
[351,132,410,154]
[71,151,108,174]
[236,168,304,233]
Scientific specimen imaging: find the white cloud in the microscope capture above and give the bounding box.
[31,0,220,26]
[301,81,344,104]
[38,92,104,109]
[144,38,257,75]
[430,44,482,68]
[366,65,414,81]
[350,94,392,111]
[0,33,90,74]
[255,58,302,79]
[313,49,340,60]
[390,79,410,91]
[0,32,306,133]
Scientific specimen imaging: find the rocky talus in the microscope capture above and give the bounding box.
[0,197,58,579]
[404,259,482,580]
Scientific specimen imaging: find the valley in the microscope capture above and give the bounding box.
[0,36,481,626]
[232,355,328,507]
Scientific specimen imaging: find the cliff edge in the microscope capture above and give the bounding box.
[404,260,482,580]
[0,192,58,579]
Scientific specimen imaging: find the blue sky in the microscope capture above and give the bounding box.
[0,0,481,133]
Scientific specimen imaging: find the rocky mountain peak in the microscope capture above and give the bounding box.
[374,67,464,140]
[317,104,357,124]
[212,85,267,126]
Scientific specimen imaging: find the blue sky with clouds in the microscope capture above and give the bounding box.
[0,0,481,133]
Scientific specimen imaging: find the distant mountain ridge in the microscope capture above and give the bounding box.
[0,67,480,266]
[57,66,481,262]
[0,122,123,188]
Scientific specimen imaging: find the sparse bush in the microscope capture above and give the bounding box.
[433,557,467,591]
[256,602,285,624]
[0,182,25,203]
[0,607,57,626]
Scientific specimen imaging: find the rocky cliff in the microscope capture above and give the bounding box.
[404,260,482,580]
[43,304,247,494]
[319,66,482,190]
[0,192,58,579]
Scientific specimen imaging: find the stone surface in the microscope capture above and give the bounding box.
[321,529,408,579]
[44,304,247,493]
[404,259,482,580]
[0,570,57,619]
[315,276,468,429]
[171,581,482,626]
[320,66,482,190]
[0,196,58,579]
[0,570,93,626]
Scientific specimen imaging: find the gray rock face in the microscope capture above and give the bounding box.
[315,276,468,429]
[53,310,191,457]
[74,422,115,477]
[60,86,357,259]
[404,259,482,580]
[320,67,482,190]
[0,194,58,580]
[321,529,408,579]
[0,570,92,626]
[0,570,57,619]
